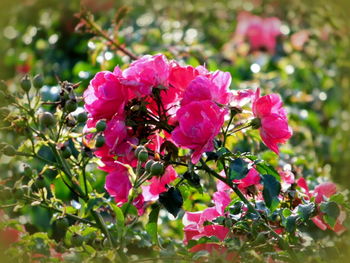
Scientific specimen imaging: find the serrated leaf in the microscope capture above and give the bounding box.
[145,204,161,247]
[320,201,340,228]
[262,174,281,209]
[255,162,280,181]
[159,187,183,217]
[297,203,315,221]
[286,215,299,233]
[229,158,249,180]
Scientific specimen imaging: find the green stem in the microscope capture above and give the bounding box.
[91,210,115,247]
[228,123,253,136]
[223,111,236,147]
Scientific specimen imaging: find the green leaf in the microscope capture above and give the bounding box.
[159,187,183,217]
[255,162,280,181]
[145,204,161,247]
[216,147,232,159]
[329,193,345,205]
[110,203,125,230]
[282,208,292,218]
[228,158,249,180]
[320,201,340,228]
[297,203,315,221]
[262,174,281,209]
[286,215,299,233]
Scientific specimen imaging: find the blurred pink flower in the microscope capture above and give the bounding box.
[308,182,347,235]
[84,67,128,119]
[252,88,292,154]
[172,100,227,164]
[234,11,281,53]
[123,54,170,97]
[184,225,229,245]
[291,30,309,51]
[313,182,337,204]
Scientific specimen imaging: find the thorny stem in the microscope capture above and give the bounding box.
[199,158,300,263]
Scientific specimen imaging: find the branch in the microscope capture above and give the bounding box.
[79,12,139,60]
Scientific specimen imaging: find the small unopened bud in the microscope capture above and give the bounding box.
[20,75,31,92]
[137,150,148,163]
[71,233,84,247]
[77,112,88,123]
[33,74,44,89]
[145,159,155,173]
[3,145,16,156]
[55,217,69,232]
[95,120,107,132]
[251,118,261,129]
[95,135,105,148]
[150,162,164,176]
[40,112,55,127]
[64,100,77,113]
[135,145,146,157]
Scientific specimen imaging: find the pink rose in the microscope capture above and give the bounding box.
[105,164,132,205]
[142,165,178,201]
[103,117,138,164]
[172,100,227,164]
[252,88,292,154]
[234,11,282,53]
[181,72,232,106]
[84,67,128,119]
[123,54,170,97]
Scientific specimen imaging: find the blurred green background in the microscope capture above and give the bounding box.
[0,0,350,261]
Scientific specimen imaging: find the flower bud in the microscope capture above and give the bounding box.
[3,145,16,156]
[135,145,146,157]
[77,112,88,123]
[150,162,164,176]
[55,217,69,232]
[251,117,261,129]
[33,74,44,89]
[20,75,31,92]
[64,100,77,113]
[40,112,55,127]
[95,135,105,148]
[137,150,148,163]
[145,159,155,173]
[71,233,84,247]
[95,120,106,132]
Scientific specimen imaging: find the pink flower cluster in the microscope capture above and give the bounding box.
[83,53,292,211]
[234,11,282,53]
